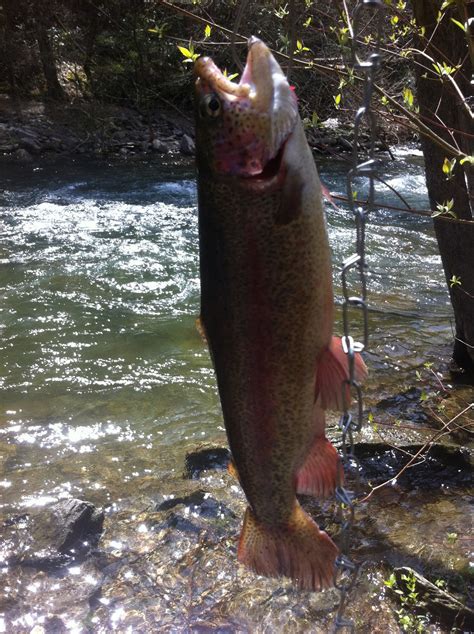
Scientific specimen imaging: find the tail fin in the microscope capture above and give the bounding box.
[237,502,338,591]
[316,336,368,411]
[296,434,343,498]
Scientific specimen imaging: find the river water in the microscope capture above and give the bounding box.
[0,153,471,632]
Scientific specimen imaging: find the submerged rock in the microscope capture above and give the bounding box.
[354,442,471,490]
[375,387,429,425]
[184,446,231,479]
[2,498,104,570]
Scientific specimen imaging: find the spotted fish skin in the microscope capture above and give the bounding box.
[195,38,366,591]
[198,121,333,517]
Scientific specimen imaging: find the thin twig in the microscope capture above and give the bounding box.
[231,0,248,71]
[160,1,470,160]
[286,0,297,82]
[329,193,474,224]
[375,175,413,210]
[428,368,450,393]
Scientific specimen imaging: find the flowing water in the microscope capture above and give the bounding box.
[0,153,471,632]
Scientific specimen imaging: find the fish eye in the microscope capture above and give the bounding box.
[200,94,222,119]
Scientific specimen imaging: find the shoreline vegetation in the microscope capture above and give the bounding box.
[0,96,412,164]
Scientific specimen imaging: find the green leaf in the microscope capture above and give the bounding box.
[178,45,192,58]
[450,17,466,32]
[403,86,414,108]
[432,198,457,218]
[223,69,239,81]
[294,39,310,54]
[433,61,457,76]
[442,157,456,179]
[204,24,211,38]
[384,573,397,588]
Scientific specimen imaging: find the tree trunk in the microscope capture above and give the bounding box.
[413,0,474,375]
[0,0,18,100]
[35,13,65,100]
[83,9,100,94]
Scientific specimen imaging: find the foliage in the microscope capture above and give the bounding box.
[384,571,430,633]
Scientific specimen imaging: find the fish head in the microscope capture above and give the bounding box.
[194,37,298,181]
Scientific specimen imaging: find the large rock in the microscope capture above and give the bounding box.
[2,498,104,570]
[152,138,169,153]
[19,136,42,155]
[179,133,195,156]
[13,148,33,162]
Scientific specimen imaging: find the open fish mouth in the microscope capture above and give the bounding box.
[241,142,287,188]
[195,37,298,180]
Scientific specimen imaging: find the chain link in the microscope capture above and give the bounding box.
[333,1,384,632]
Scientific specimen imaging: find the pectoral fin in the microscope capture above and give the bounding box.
[195,316,208,343]
[315,336,368,410]
[275,166,304,225]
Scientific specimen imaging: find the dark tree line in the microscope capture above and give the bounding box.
[0,0,190,107]
[0,1,367,119]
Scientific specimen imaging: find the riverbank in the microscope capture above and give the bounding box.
[0,97,409,163]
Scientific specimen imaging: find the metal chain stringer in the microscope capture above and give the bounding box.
[333,1,385,632]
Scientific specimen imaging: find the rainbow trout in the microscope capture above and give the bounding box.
[194,38,366,591]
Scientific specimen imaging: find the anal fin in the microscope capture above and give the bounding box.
[296,434,342,498]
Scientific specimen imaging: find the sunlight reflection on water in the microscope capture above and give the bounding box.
[0,156,452,517]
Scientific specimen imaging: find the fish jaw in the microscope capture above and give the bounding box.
[194,38,298,179]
